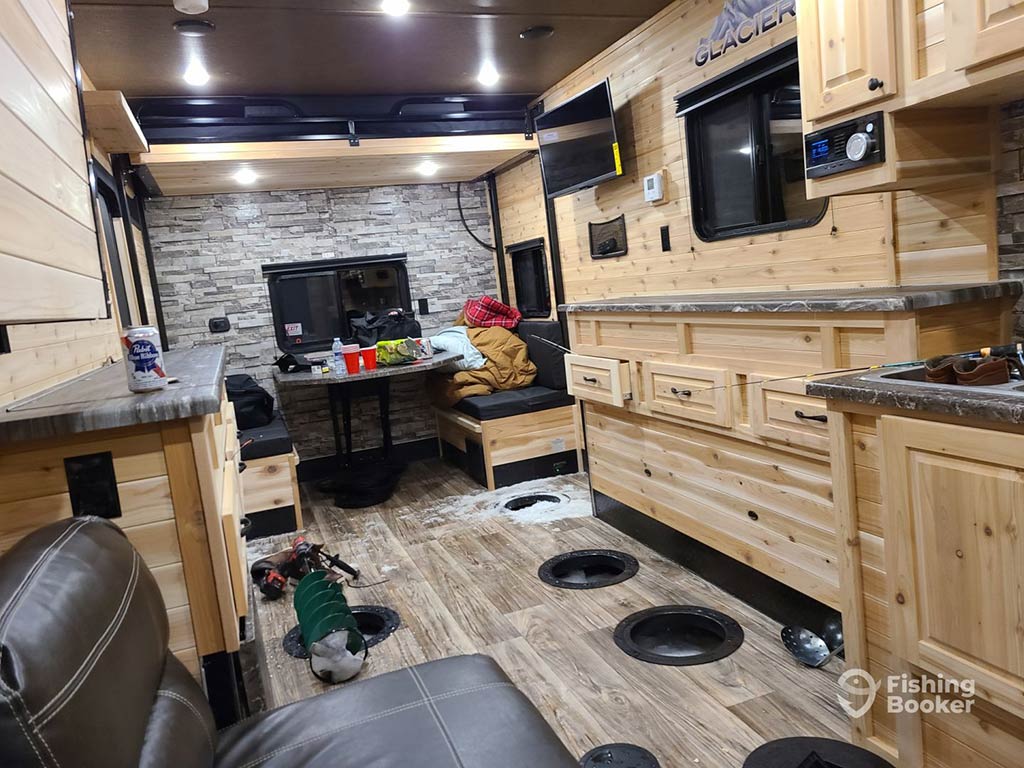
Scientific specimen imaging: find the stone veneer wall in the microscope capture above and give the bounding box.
[145,182,496,460]
[999,101,1024,333]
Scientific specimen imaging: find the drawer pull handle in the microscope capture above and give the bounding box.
[867,77,884,91]
[671,388,692,398]
[794,410,828,424]
[582,376,599,384]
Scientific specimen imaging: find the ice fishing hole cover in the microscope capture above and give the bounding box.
[538,549,639,590]
[614,605,744,666]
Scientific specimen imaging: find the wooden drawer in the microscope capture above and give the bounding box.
[750,375,830,452]
[640,361,732,428]
[565,353,632,408]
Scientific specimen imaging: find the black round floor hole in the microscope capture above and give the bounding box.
[614,605,744,666]
[281,605,401,660]
[350,605,401,648]
[743,737,894,767]
[580,743,660,768]
[504,493,562,511]
[538,550,639,590]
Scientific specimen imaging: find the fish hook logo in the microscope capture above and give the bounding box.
[837,668,880,719]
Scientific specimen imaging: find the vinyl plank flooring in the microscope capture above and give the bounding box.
[248,459,851,764]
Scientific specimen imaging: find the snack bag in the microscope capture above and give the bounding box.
[376,338,418,366]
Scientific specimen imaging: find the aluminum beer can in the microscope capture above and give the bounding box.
[122,325,168,392]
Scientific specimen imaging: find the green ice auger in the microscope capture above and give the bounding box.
[293,571,365,655]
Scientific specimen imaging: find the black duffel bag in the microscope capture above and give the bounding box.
[226,374,275,429]
[349,309,421,348]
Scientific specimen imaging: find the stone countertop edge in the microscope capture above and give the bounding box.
[0,346,227,444]
[557,280,1024,314]
[806,369,1024,426]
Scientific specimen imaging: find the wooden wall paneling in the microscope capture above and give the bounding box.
[828,405,880,751]
[161,421,225,656]
[188,414,241,653]
[0,0,107,324]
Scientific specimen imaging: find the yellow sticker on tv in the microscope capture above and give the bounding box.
[612,142,623,176]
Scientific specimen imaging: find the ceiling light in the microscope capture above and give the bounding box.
[234,168,258,185]
[477,62,500,87]
[417,160,439,177]
[173,0,209,14]
[182,58,210,86]
[173,19,216,37]
[520,25,555,41]
[381,0,410,15]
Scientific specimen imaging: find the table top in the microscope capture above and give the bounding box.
[0,346,226,444]
[273,350,463,388]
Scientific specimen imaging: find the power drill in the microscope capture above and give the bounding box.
[250,536,359,600]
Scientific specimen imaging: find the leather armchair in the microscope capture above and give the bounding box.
[0,517,578,768]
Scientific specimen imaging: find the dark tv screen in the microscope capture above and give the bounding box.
[535,80,622,199]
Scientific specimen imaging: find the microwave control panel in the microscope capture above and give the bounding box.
[804,112,885,179]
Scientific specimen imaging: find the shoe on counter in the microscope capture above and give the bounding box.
[953,356,1012,386]
[924,355,959,384]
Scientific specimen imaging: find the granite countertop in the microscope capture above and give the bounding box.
[274,349,463,387]
[806,365,1024,425]
[0,346,227,443]
[559,281,1024,314]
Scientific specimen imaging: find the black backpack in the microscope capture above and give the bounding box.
[226,374,275,429]
[349,309,422,348]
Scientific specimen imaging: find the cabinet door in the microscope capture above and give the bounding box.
[881,416,1024,719]
[797,0,898,121]
[948,0,1024,70]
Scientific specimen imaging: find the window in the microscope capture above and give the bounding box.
[508,239,551,319]
[94,177,133,328]
[264,255,412,353]
[680,43,827,241]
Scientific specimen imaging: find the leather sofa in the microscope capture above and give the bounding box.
[0,517,579,768]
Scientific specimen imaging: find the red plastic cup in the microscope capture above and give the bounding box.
[360,347,378,370]
[341,344,361,375]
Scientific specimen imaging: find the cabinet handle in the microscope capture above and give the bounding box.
[582,376,598,384]
[867,77,884,91]
[671,387,692,398]
[238,461,248,474]
[795,410,828,423]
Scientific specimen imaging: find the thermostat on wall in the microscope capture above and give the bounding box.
[643,171,664,203]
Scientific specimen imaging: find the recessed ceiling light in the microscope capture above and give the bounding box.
[520,25,555,41]
[477,62,500,87]
[234,168,258,185]
[417,160,439,177]
[173,19,216,37]
[182,57,210,86]
[381,0,410,15]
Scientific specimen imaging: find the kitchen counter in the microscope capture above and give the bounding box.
[806,364,1024,425]
[559,280,1023,314]
[0,346,226,443]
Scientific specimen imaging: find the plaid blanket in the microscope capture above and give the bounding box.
[462,296,522,329]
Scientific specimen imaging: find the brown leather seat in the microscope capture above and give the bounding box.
[0,518,578,768]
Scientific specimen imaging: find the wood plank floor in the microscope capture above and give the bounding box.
[249,460,851,766]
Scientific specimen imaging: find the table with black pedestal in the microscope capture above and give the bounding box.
[273,350,463,471]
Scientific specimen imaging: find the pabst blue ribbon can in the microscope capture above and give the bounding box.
[122,326,168,392]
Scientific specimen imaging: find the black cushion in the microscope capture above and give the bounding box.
[517,321,566,391]
[240,411,293,461]
[454,386,575,421]
[216,654,577,768]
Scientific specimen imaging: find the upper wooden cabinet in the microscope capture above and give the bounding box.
[947,0,1024,70]
[881,415,1024,720]
[797,0,899,121]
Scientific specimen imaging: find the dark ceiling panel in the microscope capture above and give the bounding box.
[70,1,674,98]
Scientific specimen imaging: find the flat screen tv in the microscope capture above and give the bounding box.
[535,80,622,199]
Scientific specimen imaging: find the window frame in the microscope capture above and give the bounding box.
[507,238,552,319]
[263,254,412,354]
[680,42,828,243]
